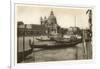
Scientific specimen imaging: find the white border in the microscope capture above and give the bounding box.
[11,1,95,69]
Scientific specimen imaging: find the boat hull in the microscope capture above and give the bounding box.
[29,39,82,48]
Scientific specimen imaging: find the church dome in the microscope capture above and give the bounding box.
[48,11,57,24]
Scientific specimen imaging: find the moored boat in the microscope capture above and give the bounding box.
[36,38,55,41]
[29,37,82,48]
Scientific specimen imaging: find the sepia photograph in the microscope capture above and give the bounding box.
[15,4,93,63]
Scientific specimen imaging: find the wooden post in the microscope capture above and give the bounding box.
[75,46,78,60]
[32,36,35,62]
[23,24,26,62]
[82,30,88,59]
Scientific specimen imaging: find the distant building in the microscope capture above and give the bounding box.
[40,10,58,37]
[31,24,46,36]
[67,27,81,35]
[17,11,60,37]
[17,21,25,36]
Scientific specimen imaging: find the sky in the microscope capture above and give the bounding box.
[15,4,91,29]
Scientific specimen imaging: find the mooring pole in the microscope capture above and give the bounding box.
[75,46,78,60]
[32,36,35,61]
[23,24,26,62]
[82,30,87,59]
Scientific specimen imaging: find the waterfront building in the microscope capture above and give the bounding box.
[17,11,60,37]
[40,10,58,38]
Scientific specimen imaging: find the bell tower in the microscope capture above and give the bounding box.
[40,16,43,25]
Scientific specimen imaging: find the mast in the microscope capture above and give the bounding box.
[74,16,77,36]
[75,16,76,27]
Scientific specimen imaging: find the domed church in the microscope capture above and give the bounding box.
[40,10,58,37]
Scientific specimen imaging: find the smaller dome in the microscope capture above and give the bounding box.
[44,16,47,20]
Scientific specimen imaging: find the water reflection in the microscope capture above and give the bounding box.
[17,36,92,63]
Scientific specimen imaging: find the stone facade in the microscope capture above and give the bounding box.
[17,11,59,37]
[40,11,58,37]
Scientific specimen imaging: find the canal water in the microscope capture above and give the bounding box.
[17,36,92,63]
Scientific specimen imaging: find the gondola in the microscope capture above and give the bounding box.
[36,38,55,41]
[29,38,82,48]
